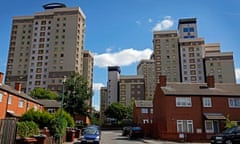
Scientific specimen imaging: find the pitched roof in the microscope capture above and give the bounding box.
[135,100,153,108]
[160,82,240,96]
[0,84,42,104]
[38,99,61,108]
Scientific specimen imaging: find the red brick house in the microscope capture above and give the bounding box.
[133,100,153,137]
[152,75,240,142]
[38,99,61,114]
[0,72,43,119]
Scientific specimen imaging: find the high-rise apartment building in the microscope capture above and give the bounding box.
[179,38,205,82]
[107,66,121,106]
[153,30,181,82]
[119,75,145,106]
[83,50,94,90]
[5,3,89,93]
[152,18,235,84]
[204,43,236,83]
[137,59,155,100]
[178,18,205,83]
[178,18,198,39]
[100,87,107,122]
[83,50,94,107]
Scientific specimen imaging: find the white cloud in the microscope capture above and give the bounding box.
[152,16,174,31]
[93,83,105,91]
[106,48,112,53]
[94,48,153,67]
[236,68,240,83]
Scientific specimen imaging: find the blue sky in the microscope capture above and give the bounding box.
[1,0,240,110]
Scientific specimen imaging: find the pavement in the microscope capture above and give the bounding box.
[64,138,209,144]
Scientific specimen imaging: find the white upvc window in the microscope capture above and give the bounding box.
[141,108,148,114]
[203,97,212,107]
[48,108,56,114]
[143,119,149,124]
[34,104,38,111]
[228,98,240,108]
[176,97,192,107]
[177,120,193,133]
[0,93,3,102]
[8,95,12,104]
[205,120,214,133]
[150,108,153,114]
[18,99,24,108]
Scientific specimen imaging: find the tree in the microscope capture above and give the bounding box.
[225,114,238,129]
[126,101,133,120]
[19,109,75,136]
[30,88,59,100]
[63,72,93,116]
[104,102,128,121]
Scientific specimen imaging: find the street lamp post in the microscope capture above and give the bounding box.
[59,76,67,144]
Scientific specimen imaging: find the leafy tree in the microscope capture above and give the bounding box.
[20,109,53,129]
[126,101,133,120]
[104,102,128,121]
[89,111,100,125]
[30,88,59,100]
[17,121,39,137]
[63,72,93,116]
[19,109,75,137]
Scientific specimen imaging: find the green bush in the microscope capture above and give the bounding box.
[17,121,39,137]
[20,109,53,129]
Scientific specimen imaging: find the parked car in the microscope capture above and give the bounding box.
[210,126,240,144]
[80,127,101,144]
[122,126,131,136]
[128,126,144,139]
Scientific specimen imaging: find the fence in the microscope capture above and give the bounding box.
[0,118,17,144]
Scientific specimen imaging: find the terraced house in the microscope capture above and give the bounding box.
[152,76,240,142]
[0,72,43,119]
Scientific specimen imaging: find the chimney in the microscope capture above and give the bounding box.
[207,75,215,88]
[159,75,167,87]
[15,83,22,92]
[0,72,3,84]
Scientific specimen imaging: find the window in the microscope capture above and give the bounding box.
[205,120,214,133]
[229,98,240,108]
[143,119,149,124]
[34,105,37,111]
[189,27,194,32]
[8,95,12,104]
[0,93,3,102]
[141,108,148,114]
[18,99,24,108]
[177,120,193,133]
[176,97,192,107]
[183,28,188,32]
[48,108,56,114]
[150,108,153,114]
[203,97,212,107]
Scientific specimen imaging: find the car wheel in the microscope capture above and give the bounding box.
[225,139,232,144]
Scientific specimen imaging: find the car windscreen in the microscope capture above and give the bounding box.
[83,128,99,135]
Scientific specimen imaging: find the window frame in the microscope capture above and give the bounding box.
[229,98,240,108]
[18,99,24,108]
[177,120,193,133]
[205,120,214,133]
[203,97,212,107]
[176,97,192,107]
[0,93,3,102]
[141,108,148,114]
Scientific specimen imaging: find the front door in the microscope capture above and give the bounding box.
[213,120,219,133]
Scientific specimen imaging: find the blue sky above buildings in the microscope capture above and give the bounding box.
[0,0,240,110]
